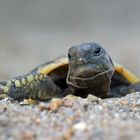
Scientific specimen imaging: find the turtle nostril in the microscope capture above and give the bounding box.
[79,58,84,65]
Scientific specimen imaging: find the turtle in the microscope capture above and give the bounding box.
[0,42,140,101]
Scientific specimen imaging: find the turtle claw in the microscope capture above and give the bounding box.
[20,98,38,105]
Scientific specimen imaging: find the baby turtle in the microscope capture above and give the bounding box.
[0,42,140,101]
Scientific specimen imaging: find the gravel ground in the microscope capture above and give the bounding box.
[0,93,140,140]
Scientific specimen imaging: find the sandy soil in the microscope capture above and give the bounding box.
[0,93,140,140]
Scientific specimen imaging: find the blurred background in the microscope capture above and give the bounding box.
[0,0,140,80]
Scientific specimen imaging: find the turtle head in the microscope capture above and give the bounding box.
[66,42,114,97]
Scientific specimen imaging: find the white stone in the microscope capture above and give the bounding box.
[73,122,87,131]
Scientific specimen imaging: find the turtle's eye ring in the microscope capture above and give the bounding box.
[94,47,102,56]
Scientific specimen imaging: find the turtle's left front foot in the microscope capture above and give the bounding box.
[126,82,140,94]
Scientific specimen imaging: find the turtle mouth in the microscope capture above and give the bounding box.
[72,64,104,78]
[67,69,114,89]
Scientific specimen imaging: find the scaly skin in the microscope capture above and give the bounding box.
[0,73,61,101]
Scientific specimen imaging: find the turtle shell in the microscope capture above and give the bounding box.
[31,56,139,97]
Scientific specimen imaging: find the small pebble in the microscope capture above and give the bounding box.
[22,131,36,140]
[62,98,73,107]
[47,98,63,111]
[87,94,101,103]
[121,100,128,105]
[39,102,47,111]
[72,122,87,132]
[0,103,7,112]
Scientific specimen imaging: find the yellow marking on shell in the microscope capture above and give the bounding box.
[27,75,34,83]
[15,80,21,87]
[21,78,26,85]
[3,86,9,93]
[39,57,68,75]
[114,62,140,84]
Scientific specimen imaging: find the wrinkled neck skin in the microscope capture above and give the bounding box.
[67,69,114,97]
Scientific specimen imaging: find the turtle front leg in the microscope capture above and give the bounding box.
[109,82,140,98]
[125,82,140,94]
[0,73,62,101]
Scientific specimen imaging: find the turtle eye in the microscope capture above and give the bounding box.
[94,47,102,56]
[68,53,72,60]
